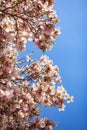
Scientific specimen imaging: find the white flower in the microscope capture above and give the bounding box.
[67,96,74,103]
[59,104,66,111]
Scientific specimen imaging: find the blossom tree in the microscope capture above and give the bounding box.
[0,0,73,129]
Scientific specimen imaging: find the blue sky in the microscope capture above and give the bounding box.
[19,0,87,129]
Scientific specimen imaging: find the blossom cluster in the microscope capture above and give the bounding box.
[0,0,73,129]
[0,44,73,129]
[0,0,60,51]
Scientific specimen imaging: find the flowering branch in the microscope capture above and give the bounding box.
[0,0,73,129]
[0,0,60,51]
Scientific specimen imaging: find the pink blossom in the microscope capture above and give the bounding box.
[0,0,73,129]
[18,111,25,118]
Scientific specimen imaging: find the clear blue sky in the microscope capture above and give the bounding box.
[19,0,87,129]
